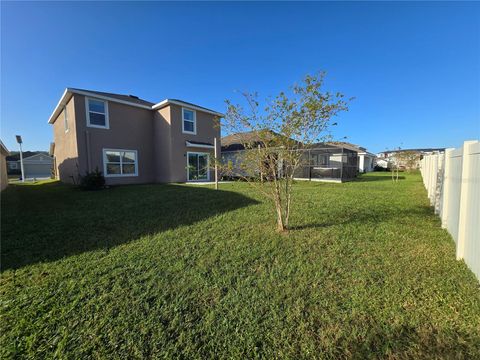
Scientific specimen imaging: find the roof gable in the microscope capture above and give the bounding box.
[22,153,53,162]
[6,151,48,162]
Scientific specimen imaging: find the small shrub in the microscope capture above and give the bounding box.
[79,167,105,190]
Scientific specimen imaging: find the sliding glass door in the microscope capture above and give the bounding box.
[187,152,209,181]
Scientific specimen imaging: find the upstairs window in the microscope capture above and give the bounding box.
[182,108,196,134]
[64,105,69,132]
[103,149,138,177]
[86,98,109,128]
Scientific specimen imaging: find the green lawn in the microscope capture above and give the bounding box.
[1,173,479,358]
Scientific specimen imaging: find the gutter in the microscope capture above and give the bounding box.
[48,88,224,124]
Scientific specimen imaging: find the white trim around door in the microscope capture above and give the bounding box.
[186,152,210,182]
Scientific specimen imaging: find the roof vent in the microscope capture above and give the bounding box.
[128,94,139,99]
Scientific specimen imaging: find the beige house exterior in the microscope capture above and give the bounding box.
[49,88,222,185]
[1,141,9,191]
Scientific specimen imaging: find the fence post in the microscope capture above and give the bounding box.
[429,154,437,204]
[434,153,444,214]
[428,155,434,198]
[440,148,454,228]
[456,140,477,260]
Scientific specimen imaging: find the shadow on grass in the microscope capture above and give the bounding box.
[354,174,406,182]
[1,182,259,271]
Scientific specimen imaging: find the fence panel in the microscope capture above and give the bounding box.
[421,140,479,281]
[444,148,464,244]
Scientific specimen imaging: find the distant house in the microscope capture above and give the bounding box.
[6,152,53,179]
[375,158,391,170]
[377,148,445,170]
[1,140,9,191]
[7,151,47,173]
[377,148,445,159]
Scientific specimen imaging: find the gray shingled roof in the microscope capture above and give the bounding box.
[70,88,155,107]
[327,142,366,152]
[221,132,364,154]
[7,151,49,161]
[221,130,284,151]
[168,99,222,116]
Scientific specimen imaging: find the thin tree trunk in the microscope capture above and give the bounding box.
[284,188,291,228]
[284,173,293,229]
[275,201,285,232]
[272,186,285,231]
[271,168,286,232]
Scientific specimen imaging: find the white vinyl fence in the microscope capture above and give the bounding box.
[421,140,480,281]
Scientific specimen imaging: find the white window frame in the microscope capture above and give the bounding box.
[102,148,138,177]
[186,152,210,182]
[86,97,109,129]
[64,105,69,133]
[182,108,196,135]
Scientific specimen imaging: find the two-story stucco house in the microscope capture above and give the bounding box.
[48,88,223,184]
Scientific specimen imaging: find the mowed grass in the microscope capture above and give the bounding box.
[1,173,479,358]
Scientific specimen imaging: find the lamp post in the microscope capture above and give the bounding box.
[15,135,25,183]
[214,137,219,190]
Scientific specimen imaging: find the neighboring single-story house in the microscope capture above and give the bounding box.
[48,88,223,184]
[358,150,376,172]
[7,151,42,174]
[21,153,54,179]
[7,152,54,179]
[221,131,359,182]
[1,140,9,191]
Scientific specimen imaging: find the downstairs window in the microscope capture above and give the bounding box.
[103,149,138,177]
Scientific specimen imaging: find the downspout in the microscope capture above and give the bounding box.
[85,130,92,172]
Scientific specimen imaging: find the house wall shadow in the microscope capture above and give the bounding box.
[1,182,259,271]
[56,156,81,184]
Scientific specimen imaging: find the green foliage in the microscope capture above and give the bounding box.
[220,72,352,231]
[1,173,479,358]
[79,167,105,190]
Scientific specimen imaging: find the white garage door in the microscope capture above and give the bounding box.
[24,163,52,178]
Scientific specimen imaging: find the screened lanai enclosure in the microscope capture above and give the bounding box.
[221,143,359,182]
[293,145,359,182]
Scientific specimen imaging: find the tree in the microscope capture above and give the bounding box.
[218,72,351,232]
[396,150,420,172]
[390,148,400,182]
[390,150,420,182]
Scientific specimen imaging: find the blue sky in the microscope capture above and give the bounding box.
[1,1,479,152]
